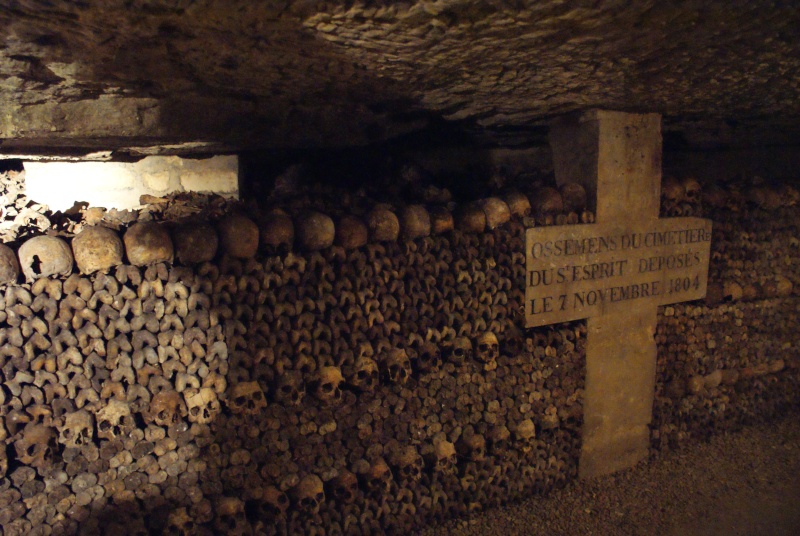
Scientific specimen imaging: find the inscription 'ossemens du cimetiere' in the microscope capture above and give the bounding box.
[525,220,712,327]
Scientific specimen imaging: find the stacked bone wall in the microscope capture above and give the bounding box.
[1,164,799,535]
[0,207,585,535]
[652,182,800,451]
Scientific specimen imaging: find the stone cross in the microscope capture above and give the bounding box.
[525,110,712,478]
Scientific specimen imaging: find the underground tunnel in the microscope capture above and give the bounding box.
[1,2,800,535]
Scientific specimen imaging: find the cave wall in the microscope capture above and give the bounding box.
[0,169,798,535]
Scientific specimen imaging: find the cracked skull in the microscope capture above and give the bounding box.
[456,433,486,462]
[14,423,57,469]
[273,370,305,406]
[96,399,135,441]
[214,496,249,535]
[290,474,325,515]
[448,337,473,367]
[381,348,411,385]
[57,409,94,448]
[431,439,458,475]
[145,390,186,427]
[259,486,290,519]
[184,387,221,425]
[389,445,423,483]
[364,457,393,498]
[344,356,379,393]
[18,235,74,282]
[416,341,442,373]
[475,331,500,368]
[514,418,537,454]
[314,366,344,405]
[227,381,267,415]
[328,469,359,504]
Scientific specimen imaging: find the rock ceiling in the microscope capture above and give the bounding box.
[1,1,799,155]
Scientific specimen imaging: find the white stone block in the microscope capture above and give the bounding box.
[179,156,238,193]
[143,170,170,192]
[24,155,239,211]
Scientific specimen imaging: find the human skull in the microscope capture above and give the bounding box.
[448,337,473,367]
[171,222,218,264]
[416,341,442,374]
[290,474,325,515]
[217,213,259,259]
[335,215,368,250]
[296,210,335,251]
[0,243,20,284]
[430,440,458,475]
[14,423,56,469]
[400,204,431,240]
[381,349,411,385]
[480,197,511,230]
[681,177,702,204]
[314,366,344,405]
[260,486,290,518]
[165,507,196,536]
[214,496,250,535]
[259,209,294,255]
[389,445,423,483]
[273,371,305,406]
[559,182,588,213]
[18,235,73,281]
[366,204,400,242]
[661,176,685,211]
[184,387,221,424]
[328,469,359,504]
[344,356,379,393]
[488,425,511,457]
[364,457,393,498]
[514,419,537,454]
[532,187,564,215]
[475,331,500,369]
[503,191,531,218]
[96,399,135,441]
[227,382,267,415]
[429,206,454,234]
[124,222,174,266]
[145,390,186,427]
[57,409,94,448]
[455,203,486,233]
[71,226,124,274]
[456,433,486,462]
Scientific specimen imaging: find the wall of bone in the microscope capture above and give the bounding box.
[0,167,797,535]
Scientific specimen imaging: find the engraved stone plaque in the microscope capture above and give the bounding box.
[525,218,712,327]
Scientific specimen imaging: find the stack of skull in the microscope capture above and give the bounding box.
[651,177,800,453]
[0,188,588,535]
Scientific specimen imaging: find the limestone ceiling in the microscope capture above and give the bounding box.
[1,1,799,155]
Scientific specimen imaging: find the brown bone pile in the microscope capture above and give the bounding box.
[0,182,590,535]
[651,176,800,453]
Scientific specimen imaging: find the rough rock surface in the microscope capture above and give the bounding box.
[1,1,799,153]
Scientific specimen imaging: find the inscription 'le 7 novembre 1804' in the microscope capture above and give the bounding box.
[525,218,713,327]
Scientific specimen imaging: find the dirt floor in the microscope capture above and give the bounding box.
[421,416,800,536]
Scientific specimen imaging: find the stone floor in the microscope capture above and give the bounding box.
[422,416,800,536]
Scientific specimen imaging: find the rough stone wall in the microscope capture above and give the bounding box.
[2,1,800,152]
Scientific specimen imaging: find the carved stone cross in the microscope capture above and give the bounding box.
[525,110,712,477]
